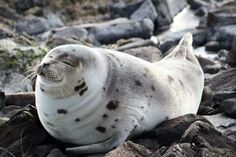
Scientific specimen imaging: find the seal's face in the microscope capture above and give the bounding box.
[36,52,83,85]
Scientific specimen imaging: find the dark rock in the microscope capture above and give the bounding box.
[130,0,158,22]
[220,98,236,118]
[206,68,236,93]
[0,90,6,110]
[187,0,210,10]
[227,37,236,66]
[0,106,56,157]
[159,40,176,54]
[1,105,23,118]
[217,49,229,63]
[152,0,187,30]
[108,1,143,18]
[32,145,57,157]
[134,138,160,152]
[198,86,218,115]
[192,28,207,47]
[197,56,221,74]
[105,141,153,157]
[209,24,236,50]
[205,41,220,52]
[84,18,154,44]
[207,6,236,28]
[14,16,50,35]
[15,0,34,12]
[0,6,21,20]
[5,92,35,107]
[123,46,162,62]
[181,121,236,157]
[224,129,236,142]
[47,148,66,157]
[140,114,210,147]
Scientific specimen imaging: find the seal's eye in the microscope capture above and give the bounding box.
[62,60,73,67]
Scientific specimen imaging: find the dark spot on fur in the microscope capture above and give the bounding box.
[125,129,128,132]
[46,122,54,127]
[149,95,153,98]
[116,89,119,92]
[143,73,147,77]
[106,101,119,110]
[74,82,86,91]
[96,126,106,133]
[114,119,119,122]
[103,87,106,91]
[168,76,174,83]
[178,79,184,88]
[44,113,48,117]
[111,125,116,128]
[57,109,68,114]
[135,80,142,86]
[145,95,148,98]
[75,118,80,122]
[141,116,144,121]
[49,55,53,58]
[102,114,109,119]
[132,120,135,123]
[40,87,45,92]
[141,106,144,109]
[134,125,138,129]
[151,85,156,91]
[72,49,76,52]
[79,87,88,96]
[148,102,151,106]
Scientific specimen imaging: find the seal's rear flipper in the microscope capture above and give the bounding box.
[164,33,199,64]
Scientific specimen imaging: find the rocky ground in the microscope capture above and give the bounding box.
[0,0,236,157]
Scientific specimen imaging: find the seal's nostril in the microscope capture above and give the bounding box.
[43,63,50,67]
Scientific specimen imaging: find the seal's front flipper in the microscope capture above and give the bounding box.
[66,131,129,155]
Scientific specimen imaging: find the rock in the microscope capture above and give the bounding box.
[192,28,207,47]
[205,41,220,52]
[32,145,57,157]
[5,92,35,107]
[0,6,21,20]
[207,6,236,28]
[227,37,236,66]
[204,113,236,133]
[187,0,210,10]
[123,46,162,62]
[217,49,229,63]
[180,121,236,157]
[105,141,153,157]
[130,0,158,22]
[108,1,143,18]
[196,56,221,74]
[198,86,218,115]
[0,71,33,93]
[152,0,187,30]
[206,68,236,93]
[83,18,154,44]
[115,38,157,51]
[45,12,64,28]
[159,40,176,54]
[0,90,6,110]
[1,105,23,118]
[14,16,50,35]
[15,0,34,12]
[139,114,210,147]
[0,105,58,157]
[220,98,236,118]
[47,148,66,157]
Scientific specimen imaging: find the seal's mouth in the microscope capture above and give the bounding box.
[36,63,63,83]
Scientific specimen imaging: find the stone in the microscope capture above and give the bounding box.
[0,90,6,110]
[14,16,50,35]
[0,6,21,20]
[32,145,56,157]
[108,1,143,18]
[140,114,210,147]
[217,49,229,63]
[220,98,236,118]
[1,105,23,118]
[45,12,64,28]
[15,0,34,12]
[196,56,221,74]
[227,37,236,66]
[47,149,66,157]
[205,41,220,52]
[84,18,154,44]
[181,121,236,157]
[130,0,158,22]
[123,46,162,62]
[105,141,153,157]
[192,28,207,47]
[5,92,35,107]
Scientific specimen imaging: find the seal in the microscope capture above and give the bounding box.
[35,33,204,154]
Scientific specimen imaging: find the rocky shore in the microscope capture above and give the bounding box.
[0,0,236,156]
